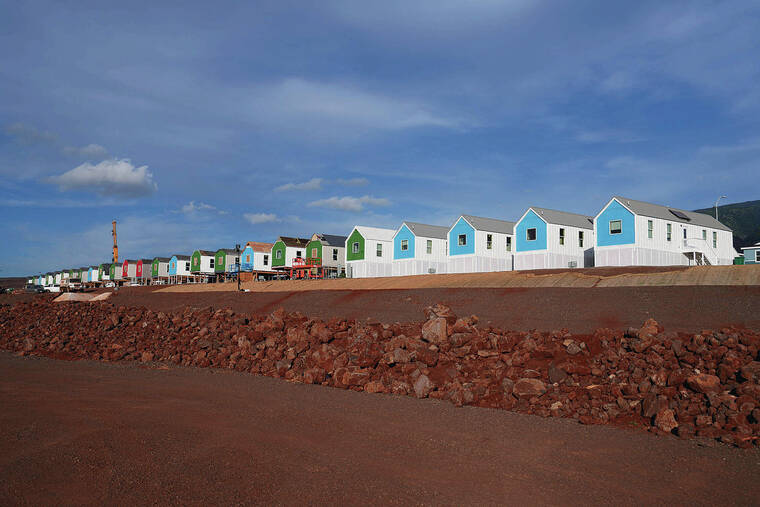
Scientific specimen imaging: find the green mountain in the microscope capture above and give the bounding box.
[694,200,760,251]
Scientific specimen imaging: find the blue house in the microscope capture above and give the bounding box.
[447,215,515,273]
[742,242,760,264]
[594,196,735,267]
[514,207,594,270]
[392,221,449,276]
[168,254,192,283]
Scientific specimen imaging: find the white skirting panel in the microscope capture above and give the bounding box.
[514,251,594,270]
[391,259,448,277]
[595,247,690,267]
[447,255,513,274]
[346,261,393,278]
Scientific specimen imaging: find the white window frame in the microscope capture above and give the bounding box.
[458,234,467,246]
[609,220,622,235]
[376,243,382,257]
[401,239,408,251]
[426,239,432,254]
[506,236,512,252]
[209,258,215,268]
[185,261,190,271]
[332,248,338,261]
[666,223,672,242]
[702,230,707,240]
[578,230,584,248]
[352,242,359,254]
[712,231,717,248]
[311,247,318,258]
[755,250,760,262]
[486,234,493,249]
[296,250,302,258]
[263,255,269,266]
[276,250,282,259]
[559,228,565,246]
[647,220,653,239]
[526,227,537,241]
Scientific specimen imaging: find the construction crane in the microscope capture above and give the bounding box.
[112,220,118,264]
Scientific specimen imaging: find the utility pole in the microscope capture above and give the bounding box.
[236,244,241,291]
[714,196,727,222]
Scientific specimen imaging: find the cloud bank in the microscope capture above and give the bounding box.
[48,159,157,197]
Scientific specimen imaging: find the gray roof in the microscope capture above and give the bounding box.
[277,237,310,248]
[529,207,594,230]
[402,221,449,239]
[195,250,215,256]
[216,248,238,254]
[153,257,171,262]
[173,254,191,260]
[461,215,516,234]
[315,233,348,247]
[613,196,732,232]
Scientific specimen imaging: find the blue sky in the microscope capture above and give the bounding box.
[2,1,759,276]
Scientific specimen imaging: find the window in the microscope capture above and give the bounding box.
[332,249,338,261]
[352,242,359,254]
[666,223,672,242]
[756,250,760,262]
[263,255,269,266]
[506,236,512,252]
[235,257,239,264]
[458,234,467,246]
[276,250,282,259]
[578,231,584,248]
[609,220,622,235]
[185,262,190,271]
[426,239,432,254]
[647,220,653,239]
[702,230,707,240]
[486,234,493,249]
[209,259,214,268]
[376,243,382,257]
[245,254,250,263]
[559,228,565,246]
[296,250,302,258]
[401,239,408,251]
[311,248,318,258]
[712,231,717,248]
[527,228,537,241]
[683,228,687,240]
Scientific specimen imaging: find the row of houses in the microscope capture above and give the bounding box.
[28,196,741,287]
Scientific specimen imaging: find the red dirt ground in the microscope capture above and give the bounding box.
[95,285,760,333]
[1,353,758,505]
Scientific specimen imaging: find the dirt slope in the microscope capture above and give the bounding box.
[1,354,757,505]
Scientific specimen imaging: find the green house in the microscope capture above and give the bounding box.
[271,237,310,269]
[305,233,348,277]
[214,248,240,274]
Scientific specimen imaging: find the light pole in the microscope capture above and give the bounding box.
[714,195,727,221]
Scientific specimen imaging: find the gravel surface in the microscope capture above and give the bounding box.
[1,353,758,505]
[102,285,760,333]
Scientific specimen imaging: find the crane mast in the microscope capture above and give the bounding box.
[112,220,118,264]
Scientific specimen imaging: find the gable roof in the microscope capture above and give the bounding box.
[741,242,760,250]
[173,254,191,261]
[153,257,171,262]
[277,236,310,248]
[461,214,516,234]
[352,226,396,242]
[216,248,238,255]
[612,196,732,232]
[402,221,449,239]
[529,207,594,230]
[195,250,215,256]
[313,233,348,247]
[245,241,273,253]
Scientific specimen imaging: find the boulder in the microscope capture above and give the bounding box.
[513,378,547,398]
[421,318,448,344]
[413,374,433,398]
[655,408,678,433]
[686,373,722,394]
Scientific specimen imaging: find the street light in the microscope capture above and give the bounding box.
[235,244,241,291]
[714,195,727,221]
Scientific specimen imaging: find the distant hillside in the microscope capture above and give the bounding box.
[694,200,760,251]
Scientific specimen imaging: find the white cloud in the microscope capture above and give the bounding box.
[63,143,109,159]
[247,78,464,137]
[336,177,369,186]
[275,177,323,192]
[47,158,157,197]
[243,212,280,224]
[308,195,391,212]
[179,201,227,215]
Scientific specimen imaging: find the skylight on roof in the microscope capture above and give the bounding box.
[669,209,691,221]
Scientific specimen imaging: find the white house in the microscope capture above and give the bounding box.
[191,250,216,276]
[241,242,275,277]
[447,215,516,273]
[345,225,396,278]
[271,237,310,271]
[392,221,449,276]
[307,233,347,278]
[168,254,193,283]
[514,207,595,270]
[594,196,734,267]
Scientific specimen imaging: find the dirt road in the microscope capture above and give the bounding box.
[1,353,757,505]
[106,285,760,333]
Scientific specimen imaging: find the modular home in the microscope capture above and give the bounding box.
[594,196,734,267]
[122,260,138,283]
[151,257,171,283]
[240,242,274,277]
[392,222,449,276]
[54,272,62,285]
[742,242,760,265]
[136,259,152,285]
[448,215,516,273]
[515,207,595,270]
[214,248,240,280]
[271,237,310,272]
[99,264,110,282]
[190,250,216,279]
[345,226,395,278]
[169,254,192,283]
[109,263,124,283]
[306,234,347,278]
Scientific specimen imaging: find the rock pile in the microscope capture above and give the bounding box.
[1,300,759,448]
